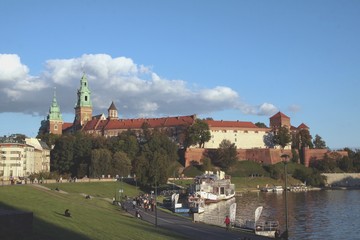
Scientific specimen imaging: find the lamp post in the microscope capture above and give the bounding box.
[1,154,5,186]
[281,154,289,240]
[155,183,158,228]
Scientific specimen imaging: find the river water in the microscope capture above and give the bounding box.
[196,190,360,240]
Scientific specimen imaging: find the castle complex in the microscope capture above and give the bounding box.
[39,74,345,167]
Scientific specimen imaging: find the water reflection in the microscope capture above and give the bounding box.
[197,190,360,240]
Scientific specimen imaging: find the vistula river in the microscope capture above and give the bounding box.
[195,190,360,240]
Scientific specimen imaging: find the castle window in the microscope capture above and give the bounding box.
[244,130,248,133]
[85,96,88,101]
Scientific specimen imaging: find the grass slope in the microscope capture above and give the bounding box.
[0,183,185,240]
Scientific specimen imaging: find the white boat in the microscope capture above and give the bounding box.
[272,186,284,192]
[189,171,235,204]
[188,197,205,213]
[233,206,279,238]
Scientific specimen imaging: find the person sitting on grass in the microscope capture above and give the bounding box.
[64,209,71,217]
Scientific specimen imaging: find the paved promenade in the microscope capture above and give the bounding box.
[123,200,273,240]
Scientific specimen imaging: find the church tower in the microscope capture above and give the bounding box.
[74,73,93,128]
[108,101,118,120]
[48,89,63,135]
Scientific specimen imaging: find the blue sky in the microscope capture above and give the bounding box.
[0,0,359,149]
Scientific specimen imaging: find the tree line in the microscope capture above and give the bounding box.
[46,128,179,186]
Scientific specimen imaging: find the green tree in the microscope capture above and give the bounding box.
[112,151,132,177]
[291,149,299,163]
[90,149,112,178]
[212,139,238,170]
[263,164,281,180]
[116,131,140,160]
[273,126,292,149]
[134,130,178,185]
[184,119,211,148]
[72,132,92,177]
[38,133,59,148]
[201,157,213,171]
[50,134,75,174]
[298,129,313,148]
[313,134,327,149]
[337,156,354,172]
[292,129,313,149]
[255,122,267,128]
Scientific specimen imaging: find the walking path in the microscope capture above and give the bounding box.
[123,200,273,240]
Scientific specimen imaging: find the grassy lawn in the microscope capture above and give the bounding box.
[0,183,186,240]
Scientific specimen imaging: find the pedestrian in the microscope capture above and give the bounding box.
[224,215,230,231]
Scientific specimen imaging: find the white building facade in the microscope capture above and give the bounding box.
[0,138,50,181]
[203,120,271,149]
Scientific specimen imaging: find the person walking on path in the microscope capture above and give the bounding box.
[224,215,230,231]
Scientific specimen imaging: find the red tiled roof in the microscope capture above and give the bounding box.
[62,122,73,131]
[270,111,290,119]
[290,125,297,130]
[82,115,196,131]
[82,119,99,131]
[297,123,309,129]
[205,120,259,129]
[104,115,196,130]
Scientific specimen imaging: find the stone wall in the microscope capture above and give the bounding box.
[184,148,294,167]
[184,147,348,167]
[322,173,360,187]
[303,148,348,167]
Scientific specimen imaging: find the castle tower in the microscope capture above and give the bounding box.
[269,111,291,129]
[108,101,118,120]
[48,89,63,135]
[74,73,92,127]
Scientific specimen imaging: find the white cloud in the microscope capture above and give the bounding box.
[258,103,278,116]
[0,54,29,82]
[0,54,48,104]
[0,53,280,120]
[200,86,239,102]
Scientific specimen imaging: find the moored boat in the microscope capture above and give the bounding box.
[188,197,205,213]
[189,171,235,204]
[233,206,279,238]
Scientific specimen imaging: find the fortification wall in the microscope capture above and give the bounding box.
[184,148,294,167]
[184,147,347,168]
[322,173,360,187]
[303,148,348,167]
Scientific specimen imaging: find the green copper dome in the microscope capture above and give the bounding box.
[75,73,92,108]
[48,90,63,121]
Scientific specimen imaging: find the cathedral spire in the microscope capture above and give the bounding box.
[49,88,62,121]
[46,87,63,135]
[74,73,93,126]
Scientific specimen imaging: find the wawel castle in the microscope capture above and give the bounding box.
[38,74,342,168]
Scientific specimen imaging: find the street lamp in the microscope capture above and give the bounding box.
[155,182,158,228]
[1,154,5,186]
[281,154,290,240]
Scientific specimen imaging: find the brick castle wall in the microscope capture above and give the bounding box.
[184,147,347,167]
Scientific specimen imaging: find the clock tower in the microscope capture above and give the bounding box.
[74,73,93,128]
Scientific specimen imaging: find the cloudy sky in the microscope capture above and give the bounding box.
[1,0,359,149]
